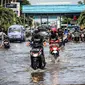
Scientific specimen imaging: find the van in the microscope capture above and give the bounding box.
[8,25,26,42]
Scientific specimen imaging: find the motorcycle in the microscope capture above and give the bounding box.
[26,39,46,70]
[49,40,60,59]
[30,47,46,70]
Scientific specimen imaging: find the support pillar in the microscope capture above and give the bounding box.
[40,15,42,25]
[27,15,29,27]
[57,15,61,28]
[24,13,26,26]
[1,0,3,6]
[4,0,6,7]
[47,14,49,25]
[60,15,61,28]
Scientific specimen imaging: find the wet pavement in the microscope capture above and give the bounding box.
[0,42,85,85]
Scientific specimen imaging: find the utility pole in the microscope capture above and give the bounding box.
[5,0,6,7]
[1,0,3,6]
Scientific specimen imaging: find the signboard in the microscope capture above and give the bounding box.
[6,2,20,17]
[17,0,23,2]
[70,20,77,24]
[6,4,17,8]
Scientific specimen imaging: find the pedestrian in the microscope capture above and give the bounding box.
[0,28,7,47]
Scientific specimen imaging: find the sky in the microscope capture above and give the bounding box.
[28,0,83,5]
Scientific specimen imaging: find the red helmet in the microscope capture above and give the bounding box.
[51,28,57,33]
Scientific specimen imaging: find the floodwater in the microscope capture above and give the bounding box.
[0,42,85,85]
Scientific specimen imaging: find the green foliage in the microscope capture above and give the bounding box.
[20,0,30,11]
[62,16,72,24]
[78,1,83,4]
[0,6,28,32]
[0,0,32,32]
[78,11,85,27]
[21,0,30,5]
[0,6,14,31]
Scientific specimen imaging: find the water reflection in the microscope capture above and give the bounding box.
[31,72,44,83]
[31,69,59,85]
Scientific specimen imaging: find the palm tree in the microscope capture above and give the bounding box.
[78,1,83,4]
[78,11,85,29]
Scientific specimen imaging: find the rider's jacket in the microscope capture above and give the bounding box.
[31,34,44,47]
[58,30,63,37]
[50,33,58,40]
[73,31,80,37]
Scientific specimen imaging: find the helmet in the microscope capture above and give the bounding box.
[32,29,40,36]
[51,28,57,33]
[34,29,39,33]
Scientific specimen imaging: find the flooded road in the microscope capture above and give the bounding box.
[0,42,85,85]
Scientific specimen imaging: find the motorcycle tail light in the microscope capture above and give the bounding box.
[50,40,54,43]
[33,53,38,57]
[55,40,59,43]
[53,47,57,50]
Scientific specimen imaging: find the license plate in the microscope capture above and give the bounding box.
[12,35,16,38]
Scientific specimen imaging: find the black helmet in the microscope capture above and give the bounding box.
[32,29,40,36]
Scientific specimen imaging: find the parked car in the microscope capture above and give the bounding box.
[8,25,26,42]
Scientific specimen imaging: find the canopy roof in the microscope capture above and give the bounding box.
[22,5,85,14]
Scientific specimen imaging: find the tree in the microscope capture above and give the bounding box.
[21,0,30,5]
[62,16,72,24]
[0,6,26,32]
[78,1,83,4]
[0,0,32,32]
[78,11,85,29]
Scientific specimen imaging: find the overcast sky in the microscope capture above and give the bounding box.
[28,0,83,5]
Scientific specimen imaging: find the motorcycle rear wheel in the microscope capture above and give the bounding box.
[31,57,40,70]
[40,56,46,69]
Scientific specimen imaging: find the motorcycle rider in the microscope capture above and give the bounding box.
[57,28,64,46]
[0,28,8,47]
[80,29,84,41]
[82,28,85,41]
[49,27,60,51]
[30,28,46,67]
[31,29,44,54]
[64,28,68,35]
[63,28,69,43]
[72,27,80,41]
[49,27,58,41]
